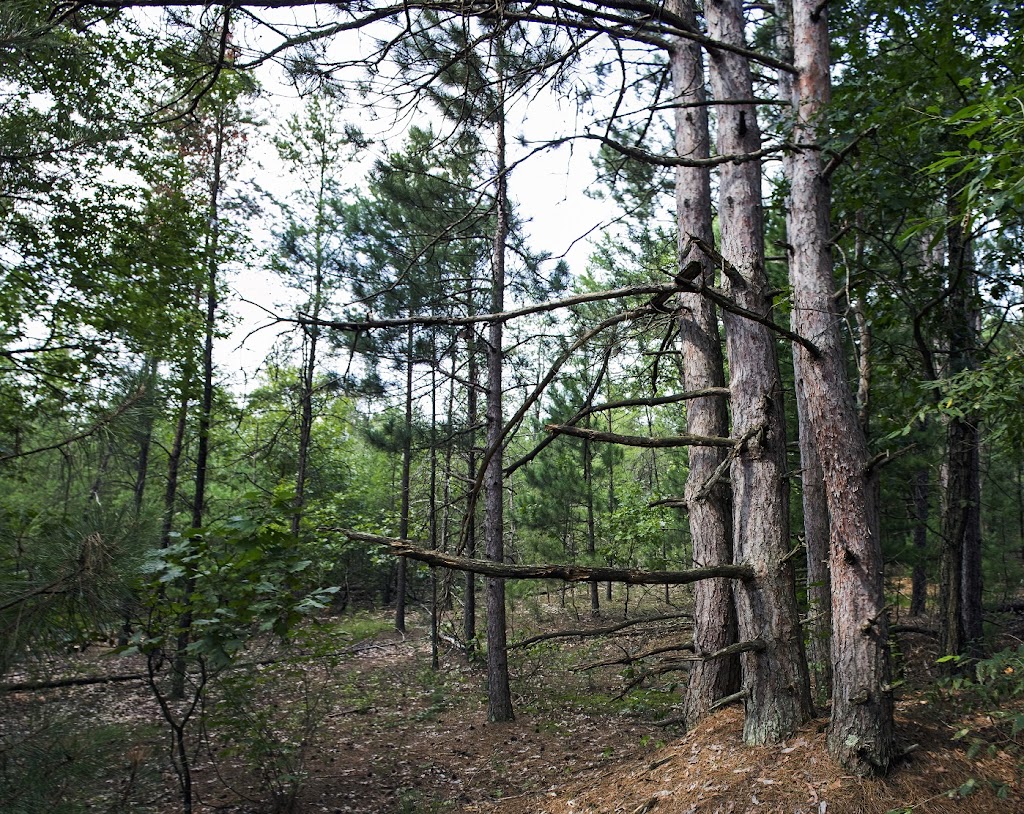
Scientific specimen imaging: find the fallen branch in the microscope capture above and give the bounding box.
[889,624,938,638]
[709,689,748,712]
[510,612,693,650]
[1,673,148,691]
[336,530,755,585]
[576,642,695,672]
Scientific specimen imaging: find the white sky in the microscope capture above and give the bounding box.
[219,12,619,390]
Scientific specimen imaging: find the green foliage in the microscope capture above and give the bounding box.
[934,647,1024,767]
[133,487,338,668]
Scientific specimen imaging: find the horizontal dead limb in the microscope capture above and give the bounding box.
[511,611,693,650]
[576,643,695,672]
[686,640,765,662]
[335,530,755,585]
[1,673,148,691]
[583,133,787,168]
[0,387,145,463]
[546,424,735,448]
[709,689,748,712]
[889,624,938,638]
[863,444,916,476]
[301,283,677,333]
[577,388,731,418]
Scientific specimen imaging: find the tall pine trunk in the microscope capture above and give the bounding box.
[484,68,513,722]
[940,203,983,659]
[784,0,894,774]
[669,0,738,728]
[707,0,811,744]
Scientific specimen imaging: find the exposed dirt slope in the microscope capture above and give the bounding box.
[475,704,1021,814]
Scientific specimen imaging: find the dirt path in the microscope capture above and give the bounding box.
[3,603,1023,814]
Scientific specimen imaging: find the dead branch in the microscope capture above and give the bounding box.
[303,283,676,333]
[0,387,145,463]
[686,640,765,661]
[889,624,938,638]
[335,531,755,587]
[709,689,748,712]
[510,612,693,649]
[1,673,148,691]
[576,643,695,671]
[546,424,735,448]
[863,444,916,476]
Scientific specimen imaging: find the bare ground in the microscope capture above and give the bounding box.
[2,590,1023,814]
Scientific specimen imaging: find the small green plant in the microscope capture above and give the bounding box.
[210,650,339,814]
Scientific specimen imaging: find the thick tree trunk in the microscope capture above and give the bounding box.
[706,0,812,745]
[785,0,894,775]
[669,0,739,730]
[485,80,514,722]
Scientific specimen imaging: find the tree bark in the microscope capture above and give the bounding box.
[395,324,414,633]
[940,200,983,659]
[784,0,894,774]
[706,0,812,745]
[485,66,513,722]
[910,465,929,616]
[464,326,479,649]
[797,374,832,701]
[669,0,739,730]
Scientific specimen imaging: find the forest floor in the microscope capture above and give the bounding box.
[2,586,1024,814]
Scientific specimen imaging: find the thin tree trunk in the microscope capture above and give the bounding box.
[484,64,513,722]
[785,0,894,774]
[797,375,832,701]
[707,0,812,745]
[173,103,226,701]
[464,327,478,649]
[132,358,159,517]
[584,428,599,614]
[292,221,324,536]
[396,324,414,633]
[669,0,738,730]
[940,199,983,659]
[430,343,439,670]
[910,465,929,616]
